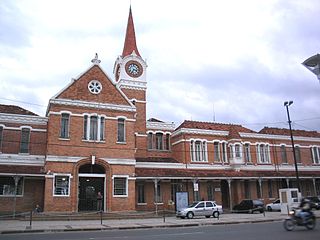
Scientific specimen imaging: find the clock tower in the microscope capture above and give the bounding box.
[114,7,147,158]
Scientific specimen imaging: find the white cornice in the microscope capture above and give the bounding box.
[240,132,320,142]
[172,128,229,137]
[101,158,136,165]
[0,113,48,125]
[46,155,86,163]
[118,79,147,91]
[136,162,185,169]
[147,121,175,131]
[0,154,45,166]
[49,98,136,113]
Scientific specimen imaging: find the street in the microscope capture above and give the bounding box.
[0,221,319,240]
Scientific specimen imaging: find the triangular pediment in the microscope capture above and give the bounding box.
[54,65,132,107]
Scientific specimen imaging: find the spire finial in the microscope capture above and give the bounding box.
[91,53,101,65]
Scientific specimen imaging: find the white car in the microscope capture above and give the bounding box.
[266,199,281,211]
[176,201,223,219]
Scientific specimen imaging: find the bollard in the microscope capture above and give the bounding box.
[163,210,166,223]
[29,210,33,228]
[100,211,103,225]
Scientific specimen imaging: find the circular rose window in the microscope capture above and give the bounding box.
[88,80,102,94]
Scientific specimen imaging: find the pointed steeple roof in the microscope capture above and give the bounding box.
[122,6,141,57]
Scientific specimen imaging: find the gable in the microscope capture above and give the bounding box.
[55,65,131,106]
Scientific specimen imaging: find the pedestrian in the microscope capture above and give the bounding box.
[97,191,103,212]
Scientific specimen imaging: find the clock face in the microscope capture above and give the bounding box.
[125,61,143,77]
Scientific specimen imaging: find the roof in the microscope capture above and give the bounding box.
[176,120,256,134]
[147,118,164,123]
[259,127,320,138]
[122,7,141,57]
[0,104,38,116]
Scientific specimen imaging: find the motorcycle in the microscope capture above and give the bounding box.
[283,209,316,231]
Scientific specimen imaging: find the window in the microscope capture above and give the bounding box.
[214,142,220,162]
[155,133,163,150]
[165,133,170,150]
[0,126,3,151]
[90,116,98,140]
[117,119,125,142]
[280,145,287,164]
[235,144,241,158]
[20,128,30,153]
[83,115,105,141]
[244,143,251,163]
[207,183,214,201]
[256,180,261,198]
[222,142,228,163]
[190,140,207,162]
[0,176,23,196]
[60,113,70,138]
[154,182,162,203]
[113,177,127,196]
[294,146,301,163]
[256,144,270,163]
[54,176,70,196]
[137,183,145,203]
[147,133,153,149]
[311,146,320,164]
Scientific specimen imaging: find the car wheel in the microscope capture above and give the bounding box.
[187,211,194,219]
[267,206,272,212]
[213,211,220,218]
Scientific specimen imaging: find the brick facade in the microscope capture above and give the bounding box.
[1,7,320,215]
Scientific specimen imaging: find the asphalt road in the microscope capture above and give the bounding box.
[0,221,319,240]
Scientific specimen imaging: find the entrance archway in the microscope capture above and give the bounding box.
[78,164,105,212]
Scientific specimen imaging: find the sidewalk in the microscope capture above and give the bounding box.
[0,211,319,234]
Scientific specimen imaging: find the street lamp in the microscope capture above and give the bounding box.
[284,101,300,192]
[302,53,320,83]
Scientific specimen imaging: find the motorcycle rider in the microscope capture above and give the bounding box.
[298,198,312,224]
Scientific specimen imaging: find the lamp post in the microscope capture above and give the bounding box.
[284,101,300,192]
[302,53,320,83]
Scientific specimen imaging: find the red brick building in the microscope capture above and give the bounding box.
[0,7,320,214]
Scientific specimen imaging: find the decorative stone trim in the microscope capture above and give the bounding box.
[46,155,86,163]
[147,121,175,131]
[102,158,136,165]
[0,154,45,166]
[240,132,320,142]
[172,128,229,137]
[49,98,136,112]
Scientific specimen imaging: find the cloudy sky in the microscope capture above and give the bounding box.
[1,0,319,132]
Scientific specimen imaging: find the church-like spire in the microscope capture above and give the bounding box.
[122,6,141,57]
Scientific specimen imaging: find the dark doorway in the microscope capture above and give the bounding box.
[221,180,230,209]
[78,177,104,211]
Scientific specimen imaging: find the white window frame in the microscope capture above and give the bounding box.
[256,143,271,164]
[221,141,228,163]
[311,146,320,164]
[112,175,128,197]
[59,112,70,139]
[117,118,126,143]
[244,143,251,163]
[214,141,221,162]
[83,114,106,142]
[19,127,31,154]
[53,174,71,197]
[190,140,208,162]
